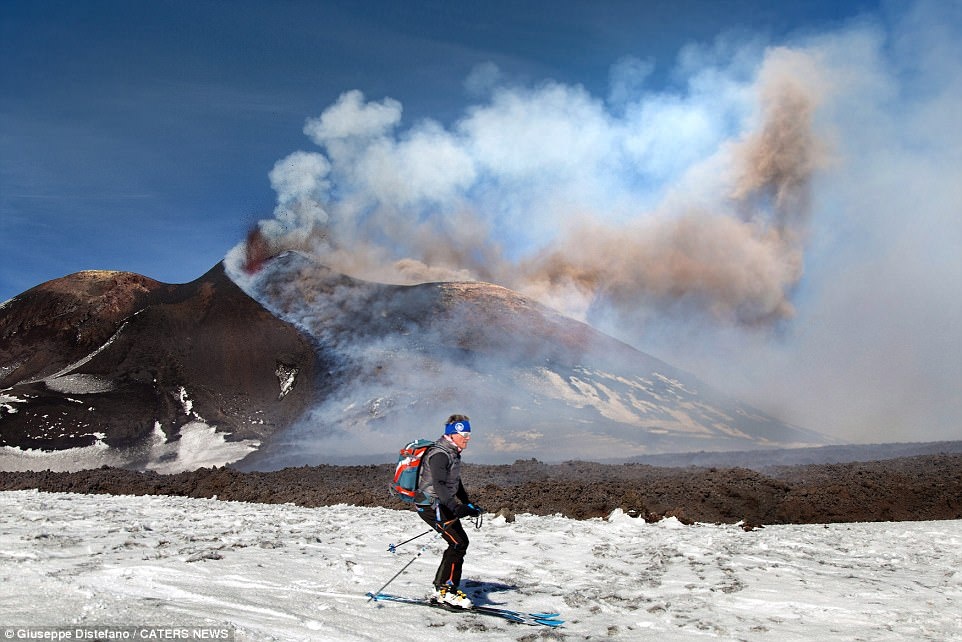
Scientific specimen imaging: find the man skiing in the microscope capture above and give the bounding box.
[416,413,481,609]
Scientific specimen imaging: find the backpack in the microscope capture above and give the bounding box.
[390,438,436,504]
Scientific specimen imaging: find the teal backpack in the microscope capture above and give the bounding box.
[390,439,435,504]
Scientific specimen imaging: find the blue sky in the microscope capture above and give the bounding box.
[2,1,960,444]
[2,0,870,299]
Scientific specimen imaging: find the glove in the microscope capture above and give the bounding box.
[453,503,481,518]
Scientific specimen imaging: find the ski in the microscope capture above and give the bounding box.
[367,592,564,627]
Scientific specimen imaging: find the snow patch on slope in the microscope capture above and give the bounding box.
[175,386,196,418]
[275,364,297,399]
[531,366,717,434]
[0,438,114,472]
[0,391,26,414]
[146,422,260,474]
[44,374,116,394]
[0,421,258,473]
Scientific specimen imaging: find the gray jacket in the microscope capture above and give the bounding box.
[417,437,469,510]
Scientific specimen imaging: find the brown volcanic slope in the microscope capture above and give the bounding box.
[0,264,320,467]
[0,270,168,386]
[236,253,825,468]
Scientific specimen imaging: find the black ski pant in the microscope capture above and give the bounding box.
[418,505,469,590]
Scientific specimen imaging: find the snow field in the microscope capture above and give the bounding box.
[1,490,960,641]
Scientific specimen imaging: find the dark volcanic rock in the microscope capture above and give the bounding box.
[0,264,321,467]
[1,453,958,526]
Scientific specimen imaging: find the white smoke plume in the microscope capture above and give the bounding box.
[245,44,829,333]
[228,1,962,445]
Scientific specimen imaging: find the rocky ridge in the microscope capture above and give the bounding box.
[0,264,319,467]
[2,452,959,526]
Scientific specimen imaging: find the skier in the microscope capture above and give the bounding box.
[416,414,482,608]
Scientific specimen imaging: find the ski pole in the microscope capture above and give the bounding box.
[369,518,462,600]
[368,537,436,600]
[387,529,433,553]
[387,517,459,553]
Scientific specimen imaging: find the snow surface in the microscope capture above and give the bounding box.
[2,491,960,641]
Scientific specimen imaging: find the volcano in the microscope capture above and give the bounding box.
[0,264,320,472]
[228,252,826,468]
[0,254,826,472]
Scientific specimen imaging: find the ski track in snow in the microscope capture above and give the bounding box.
[1,490,960,641]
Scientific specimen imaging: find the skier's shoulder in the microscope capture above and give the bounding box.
[428,438,458,463]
